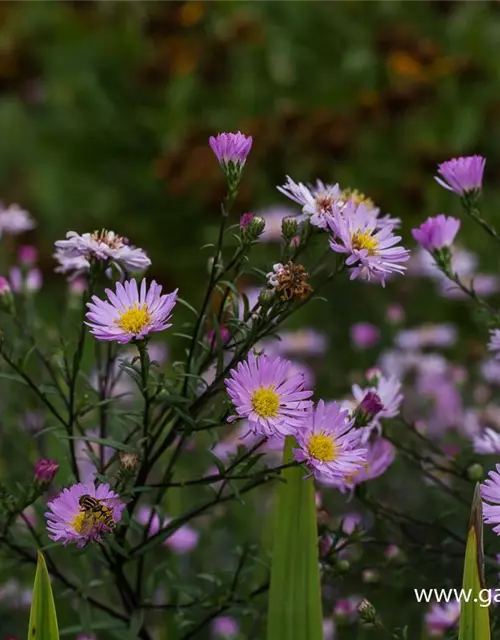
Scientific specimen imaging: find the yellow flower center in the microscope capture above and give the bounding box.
[117,304,152,334]
[342,188,375,211]
[71,511,88,534]
[351,231,379,255]
[251,386,280,418]
[308,432,337,462]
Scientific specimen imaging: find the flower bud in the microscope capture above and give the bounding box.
[335,559,350,573]
[120,452,140,471]
[240,213,265,241]
[362,568,380,584]
[467,463,484,482]
[353,391,383,427]
[358,599,377,624]
[34,459,58,484]
[0,276,13,313]
[281,216,298,241]
[258,287,276,307]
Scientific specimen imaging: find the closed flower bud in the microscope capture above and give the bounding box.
[281,216,298,241]
[353,391,383,427]
[0,276,13,313]
[120,452,140,471]
[240,213,265,241]
[467,463,484,482]
[34,458,58,484]
[362,568,379,584]
[258,287,276,307]
[336,559,350,573]
[358,599,377,624]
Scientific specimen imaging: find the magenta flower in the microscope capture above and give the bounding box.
[350,322,380,349]
[211,616,240,638]
[209,131,252,170]
[292,400,367,481]
[34,459,58,483]
[480,464,500,534]
[45,482,125,547]
[85,278,178,343]
[489,329,500,357]
[411,215,461,252]
[425,601,460,637]
[327,201,409,285]
[18,245,38,266]
[0,276,11,297]
[224,352,313,438]
[436,155,485,196]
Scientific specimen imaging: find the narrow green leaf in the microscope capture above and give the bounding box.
[28,551,60,640]
[267,437,322,640]
[459,484,491,640]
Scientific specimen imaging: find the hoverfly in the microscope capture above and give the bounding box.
[77,494,123,536]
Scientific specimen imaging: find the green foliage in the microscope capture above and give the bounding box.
[267,436,322,640]
[459,485,490,640]
[28,551,59,640]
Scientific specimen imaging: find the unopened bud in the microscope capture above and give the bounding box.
[18,245,38,266]
[34,458,58,484]
[362,568,379,584]
[336,559,350,573]
[240,213,265,241]
[357,599,377,624]
[258,288,276,307]
[467,463,484,482]
[353,391,383,427]
[0,276,13,313]
[120,452,140,471]
[281,216,298,241]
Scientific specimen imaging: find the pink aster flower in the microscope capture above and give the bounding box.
[34,459,58,483]
[411,215,461,252]
[292,400,367,481]
[211,616,240,638]
[480,464,500,534]
[0,204,35,235]
[395,324,457,350]
[350,322,380,349]
[209,131,252,170]
[224,352,313,438]
[10,266,42,293]
[85,278,178,343]
[18,245,38,266]
[435,155,485,196]
[489,329,500,357]
[137,506,199,554]
[45,482,125,547]
[321,438,395,494]
[327,201,409,285]
[263,329,327,357]
[54,230,150,274]
[425,601,460,636]
[277,176,342,229]
[473,428,500,455]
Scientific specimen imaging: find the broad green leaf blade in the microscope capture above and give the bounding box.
[28,551,60,640]
[267,436,322,640]
[459,484,490,640]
